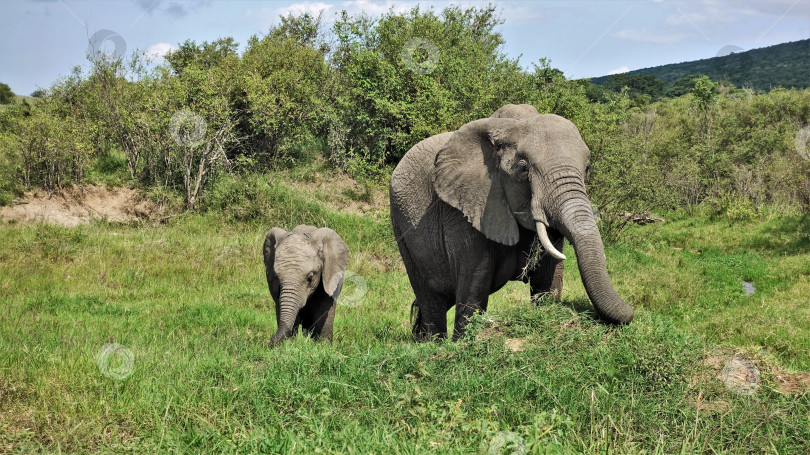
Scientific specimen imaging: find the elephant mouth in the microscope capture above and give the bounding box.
[546,226,563,241]
[535,220,567,260]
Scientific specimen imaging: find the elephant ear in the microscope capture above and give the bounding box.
[263,227,288,291]
[434,117,520,246]
[312,228,349,298]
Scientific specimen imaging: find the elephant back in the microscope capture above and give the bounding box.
[390,132,452,230]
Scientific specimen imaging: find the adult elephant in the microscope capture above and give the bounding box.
[390,104,633,341]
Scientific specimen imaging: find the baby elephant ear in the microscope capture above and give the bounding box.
[433,117,520,246]
[312,228,349,298]
[263,227,288,284]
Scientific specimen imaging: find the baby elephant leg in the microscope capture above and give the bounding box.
[301,295,336,341]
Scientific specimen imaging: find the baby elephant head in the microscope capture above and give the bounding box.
[263,225,349,345]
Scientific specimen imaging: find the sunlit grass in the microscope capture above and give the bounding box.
[1,179,808,453]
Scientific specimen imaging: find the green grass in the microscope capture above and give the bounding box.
[1,178,809,453]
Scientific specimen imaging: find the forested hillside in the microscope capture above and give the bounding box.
[590,39,810,91]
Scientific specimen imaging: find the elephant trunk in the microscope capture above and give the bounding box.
[271,287,304,345]
[555,196,634,324]
[533,168,633,324]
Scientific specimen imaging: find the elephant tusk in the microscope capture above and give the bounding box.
[536,222,566,261]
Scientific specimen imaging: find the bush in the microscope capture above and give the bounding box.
[1,4,808,218]
[331,5,539,165]
[0,83,13,104]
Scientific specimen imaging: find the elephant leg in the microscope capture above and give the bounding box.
[529,237,565,300]
[453,266,494,341]
[301,293,335,341]
[451,235,496,341]
[412,292,451,342]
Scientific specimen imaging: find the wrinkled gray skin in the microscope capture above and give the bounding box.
[263,225,349,345]
[390,104,634,341]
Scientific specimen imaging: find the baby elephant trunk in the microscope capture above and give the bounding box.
[271,287,306,345]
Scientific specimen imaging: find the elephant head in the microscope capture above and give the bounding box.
[432,104,634,323]
[263,225,349,344]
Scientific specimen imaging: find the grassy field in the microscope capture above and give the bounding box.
[1,168,809,453]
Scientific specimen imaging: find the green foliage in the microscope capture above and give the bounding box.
[586,86,810,220]
[164,38,239,75]
[603,74,665,101]
[331,5,537,165]
[240,20,334,166]
[692,75,718,111]
[584,82,615,103]
[1,69,95,189]
[1,5,808,217]
[591,39,810,91]
[0,82,14,104]
[724,196,759,223]
[665,73,704,97]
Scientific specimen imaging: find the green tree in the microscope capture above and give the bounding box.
[331,5,536,166]
[164,38,239,75]
[692,75,718,111]
[665,73,704,97]
[603,74,665,100]
[240,16,334,165]
[0,83,14,104]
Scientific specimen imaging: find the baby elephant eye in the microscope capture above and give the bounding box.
[306,272,315,283]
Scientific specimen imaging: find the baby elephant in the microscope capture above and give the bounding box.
[263,225,349,345]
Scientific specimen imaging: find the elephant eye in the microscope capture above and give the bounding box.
[306,272,315,283]
[515,159,529,179]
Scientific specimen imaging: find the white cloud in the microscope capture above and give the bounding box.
[133,0,212,19]
[246,2,338,32]
[277,2,334,18]
[688,0,810,19]
[145,42,175,60]
[613,29,690,44]
[497,1,552,26]
[340,0,418,18]
[607,66,629,75]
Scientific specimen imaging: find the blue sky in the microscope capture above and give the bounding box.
[1,0,808,96]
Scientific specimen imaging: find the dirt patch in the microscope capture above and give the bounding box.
[698,349,810,396]
[0,185,152,227]
[504,338,527,352]
[770,366,810,395]
[475,316,508,341]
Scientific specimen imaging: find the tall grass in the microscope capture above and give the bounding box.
[1,176,808,453]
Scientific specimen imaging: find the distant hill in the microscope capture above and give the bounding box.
[590,39,809,91]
